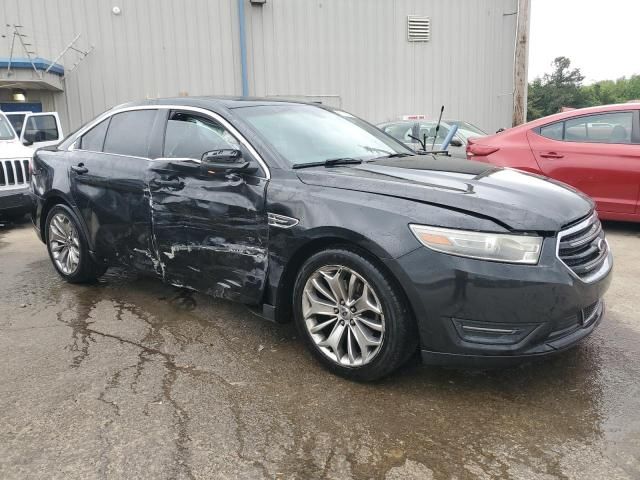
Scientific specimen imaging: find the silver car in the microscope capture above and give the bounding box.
[378,119,486,158]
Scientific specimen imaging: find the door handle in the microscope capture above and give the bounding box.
[540,152,564,159]
[71,163,88,174]
[150,178,184,189]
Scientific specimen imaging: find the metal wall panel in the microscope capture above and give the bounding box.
[1,0,518,133]
[244,0,518,132]
[1,0,242,130]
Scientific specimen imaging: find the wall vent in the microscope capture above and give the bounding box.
[407,15,431,42]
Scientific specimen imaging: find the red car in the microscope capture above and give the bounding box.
[467,103,640,222]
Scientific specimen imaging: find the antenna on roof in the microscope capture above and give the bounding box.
[431,105,445,152]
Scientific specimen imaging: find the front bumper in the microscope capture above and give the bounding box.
[0,186,32,217]
[386,235,612,366]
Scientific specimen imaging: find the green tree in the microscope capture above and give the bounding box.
[583,75,640,105]
[527,57,592,120]
[528,58,640,121]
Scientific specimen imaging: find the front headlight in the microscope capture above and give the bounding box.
[409,224,542,264]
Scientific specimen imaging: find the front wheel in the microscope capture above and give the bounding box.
[293,247,417,381]
[45,204,106,283]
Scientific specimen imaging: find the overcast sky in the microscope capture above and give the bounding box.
[528,0,640,83]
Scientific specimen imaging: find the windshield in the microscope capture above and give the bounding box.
[445,120,486,137]
[0,114,17,140]
[7,113,26,137]
[234,105,413,166]
[418,122,451,144]
[381,122,414,143]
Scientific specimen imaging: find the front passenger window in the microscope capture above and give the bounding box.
[24,114,59,142]
[163,112,240,160]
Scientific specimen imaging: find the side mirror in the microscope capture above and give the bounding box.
[449,138,463,147]
[201,149,254,174]
[22,132,35,146]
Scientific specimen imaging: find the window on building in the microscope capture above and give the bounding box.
[103,110,157,157]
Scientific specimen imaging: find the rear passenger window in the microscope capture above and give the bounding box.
[103,110,157,157]
[80,118,110,152]
[539,122,563,140]
[564,112,633,144]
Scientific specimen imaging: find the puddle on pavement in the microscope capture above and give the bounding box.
[3,227,639,479]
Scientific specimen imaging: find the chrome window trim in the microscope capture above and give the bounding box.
[68,149,152,162]
[66,104,271,179]
[555,212,612,284]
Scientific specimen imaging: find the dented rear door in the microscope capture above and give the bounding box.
[147,109,269,304]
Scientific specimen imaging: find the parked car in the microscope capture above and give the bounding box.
[5,111,64,149]
[466,103,640,222]
[0,111,34,220]
[444,119,487,139]
[378,119,485,158]
[31,98,611,380]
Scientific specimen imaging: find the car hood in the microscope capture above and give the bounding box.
[296,156,593,232]
[0,139,33,159]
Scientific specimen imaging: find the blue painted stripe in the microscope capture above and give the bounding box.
[237,0,249,96]
[0,57,64,76]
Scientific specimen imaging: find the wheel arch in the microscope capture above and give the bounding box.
[271,229,414,325]
[40,192,96,255]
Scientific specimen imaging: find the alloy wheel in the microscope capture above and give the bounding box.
[49,212,81,275]
[302,265,385,366]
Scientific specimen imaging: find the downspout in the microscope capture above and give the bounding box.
[237,0,249,97]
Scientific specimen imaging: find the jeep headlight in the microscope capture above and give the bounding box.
[409,224,542,264]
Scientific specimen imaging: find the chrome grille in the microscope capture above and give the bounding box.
[0,159,30,188]
[557,213,609,281]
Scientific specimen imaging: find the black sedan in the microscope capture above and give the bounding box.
[30,98,612,381]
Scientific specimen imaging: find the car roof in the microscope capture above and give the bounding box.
[526,103,640,127]
[483,102,640,140]
[115,96,326,112]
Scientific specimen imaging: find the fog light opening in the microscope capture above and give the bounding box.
[452,319,537,345]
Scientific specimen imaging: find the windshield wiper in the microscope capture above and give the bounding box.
[291,158,363,169]
[379,152,415,159]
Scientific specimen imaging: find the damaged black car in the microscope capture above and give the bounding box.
[30,98,613,380]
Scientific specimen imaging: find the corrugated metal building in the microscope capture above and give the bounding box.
[0,0,526,134]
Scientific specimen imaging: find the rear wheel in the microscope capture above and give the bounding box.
[293,247,417,381]
[45,204,106,283]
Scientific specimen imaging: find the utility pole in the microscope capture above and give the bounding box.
[512,0,531,126]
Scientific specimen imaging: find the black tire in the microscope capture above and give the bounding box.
[293,247,418,381]
[45,204,107,283]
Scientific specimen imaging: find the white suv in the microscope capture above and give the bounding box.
[0,112,34,220]
[5,111,64,149]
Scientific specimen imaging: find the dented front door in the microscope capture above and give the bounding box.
[147,110,269,304]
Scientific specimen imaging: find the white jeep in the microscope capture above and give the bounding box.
[5,111,64,150]
[0,111,37,220]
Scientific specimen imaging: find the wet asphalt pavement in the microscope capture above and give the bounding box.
[0,220,639,480]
